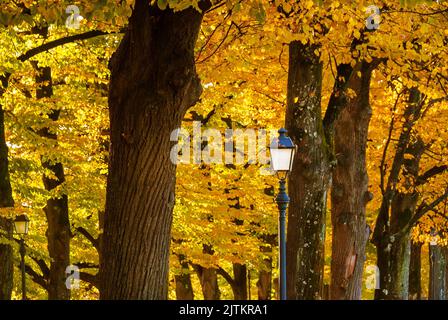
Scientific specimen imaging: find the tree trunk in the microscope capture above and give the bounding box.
[285,41,329,300]
[0,217,13,300]
[216,263,248,300]
[100,2,205,299]
[232,263,247,300]
[376,193,416,299]
[330,62,375,300]
[257,257,272,300]
[175,254,194,300]
[409,241,422,300]
[446,247,448,299]
[0,76,14,300]
[373,88,423,300]
[194,265,220,300]
[429,243,446,300]
[35,64,71,300]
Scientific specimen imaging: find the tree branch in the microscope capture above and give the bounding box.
[380,90,403,194]
[372,88,425,245]
[383,8,448,17]
[12,237,50,278]
[73,262,99,269]
[18,30,122,63]
[29,255,50,279]
[24,264,48,290]
[79,272,99,288]
[75,226,99,250]
[416,165,448,186]
[404,188,448,234]
[216,266,235,286]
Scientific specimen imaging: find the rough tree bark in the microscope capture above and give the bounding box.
[330,62,377,299]
[217,263,248,300]
[231,263,248,300]
[175,254,194,300]
[0,75,14,300]
[100,1,206,299]
[446,247,448,299]
[409,241,422,300]
[379,193,418,299]
[257,258,272,300]
[429,243,446,300]
[194,265,220,300]
[34,64,71,300]
[285,41,330,300]
[257,244,273,300]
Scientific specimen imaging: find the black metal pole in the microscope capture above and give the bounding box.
[275,178,289,300]
[19,238,26,300]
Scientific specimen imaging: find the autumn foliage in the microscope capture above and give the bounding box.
[0,0,447,300]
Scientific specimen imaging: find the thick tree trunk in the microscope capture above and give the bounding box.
[100,2,204,299]
[194,265,220,300]
[409,241,422,300]
[175,255,194,300]
[232,263,247,300]
[0,76,14,300]
[35,65,71,300]
[330,62,375,300]
[285,41,329,300]
[429,244,446,300]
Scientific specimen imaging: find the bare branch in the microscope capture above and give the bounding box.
[18,30,123,63]
[405,188,448,234]
[79,272,99,288]
[75,226,99,250]
[216,266,235,286]
[416,165,448,186]
[380,91,403,194]
[24,264,48,290]
[73,262,99,269]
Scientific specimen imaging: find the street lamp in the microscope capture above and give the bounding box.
[269,128,296,300]
[14,214,29,300]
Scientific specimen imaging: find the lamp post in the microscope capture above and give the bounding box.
[14,214,29,300]
[269,128,296,300]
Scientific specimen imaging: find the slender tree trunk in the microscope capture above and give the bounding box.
[429,243,446,300]
[285,41,329,300]
[409,241,422,300]
[376,193,416,299]
[194,265,220,300]
[34,64,71,300]
[100,1,205,299]
[175,254,194,300]
[330,62,375,299]
[0,76,14,300]
[0,217,13,300]
[373,88,423,300]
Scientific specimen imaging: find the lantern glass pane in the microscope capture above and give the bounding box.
[14,221,27,235]
[270,149,293,172]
